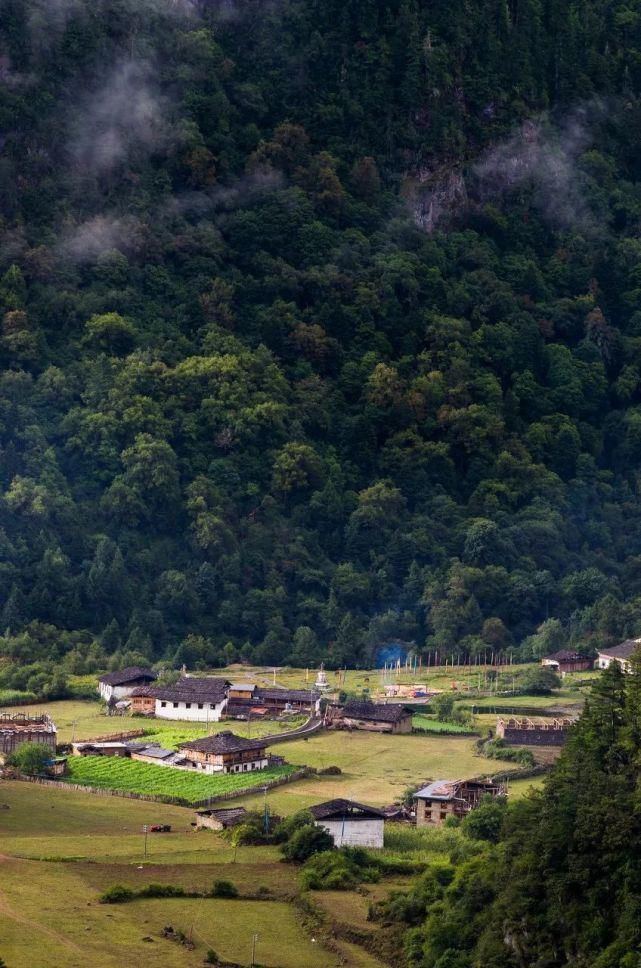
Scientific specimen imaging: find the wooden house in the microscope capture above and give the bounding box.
[178,731,269,774]
[414,779,505,826]
[98,667,156,702]
[326,700,412,734]
[225,686,320,718]
[227,683,257,701]
[309,798,386,848]
[541,650,592,674]
[129,687,156,715]
[0,712,57,760]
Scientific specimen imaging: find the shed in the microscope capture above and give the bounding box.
[194,806,248,831]
[309,798,386,848]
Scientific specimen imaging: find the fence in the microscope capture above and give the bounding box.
[9,767,313,809]
[75,729,148,744]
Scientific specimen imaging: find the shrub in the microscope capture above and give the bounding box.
[138,883,185,898]
[211,880,238,898]
[100,885,135,904]
[301,847,381,890]
[281,823,334,863]
[204,951,219,965]
[461,795,508,843]
[7,742,52,775]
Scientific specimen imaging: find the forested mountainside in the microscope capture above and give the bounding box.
[376,660,641,968]
[4,0,641,674]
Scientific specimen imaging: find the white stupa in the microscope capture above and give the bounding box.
[314,662,330,692]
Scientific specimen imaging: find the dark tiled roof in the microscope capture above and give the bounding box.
[195,806,248,825]
[99,667,157,686]
[543,650,590,663]
[309,798,387,820]
[341,700,411,723]
[130,686,156,698]
[255,688,319,703]
[178,730,267,754]
[153,677,229,703]
[599,639,641,660]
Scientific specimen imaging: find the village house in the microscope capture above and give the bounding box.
[310,798,386,848]
[541,650,592,674]
[595,639,641,672]
[98,666,157,702]
[225,685,320,718]
[194,806,248,831]
[177,731,269,774]
[496,716,574,746]
[325,700,412,734]
[152,676,230,722]
[0,712,57,762]
[414,779,505,826]
[129,686,156,715]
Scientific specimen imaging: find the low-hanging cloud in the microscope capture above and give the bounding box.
[58,214,146,262]
[473,104,605,231]
[68,58,172,176]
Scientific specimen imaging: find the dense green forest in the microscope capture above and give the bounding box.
[377,659,641,967]
[3,0,641,678]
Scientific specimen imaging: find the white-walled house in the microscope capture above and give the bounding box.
[595,639,641,672]
[98,667,157,702]
[310,799,386,848]
[152,676,230,722]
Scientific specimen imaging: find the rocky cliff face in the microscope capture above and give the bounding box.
[403,167,468,233]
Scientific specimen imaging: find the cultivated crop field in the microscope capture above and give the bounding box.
[411,713,476,734]
[64,756,294,803]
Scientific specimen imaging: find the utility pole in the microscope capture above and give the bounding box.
[143,824,148,860]
[251,933,259,967]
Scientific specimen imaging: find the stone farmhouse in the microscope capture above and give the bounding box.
[0,712,57,762]
[496,716,574,746]
[325,700,412,733]
[595,639,641,672]
[177,731,269,775]
[310,798,386,848]
[98,667,157,702]
[414,778,505,826]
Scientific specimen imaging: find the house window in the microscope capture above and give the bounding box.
[161,701,167,708]
[198,703,203,709]
[173,702,178,708]
[440,811,447,820]
[210,703,216,709]
[185,703,191,709]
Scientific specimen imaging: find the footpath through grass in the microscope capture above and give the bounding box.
[64,756,295,803]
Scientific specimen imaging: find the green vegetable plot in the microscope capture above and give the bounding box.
[64,757,294,803]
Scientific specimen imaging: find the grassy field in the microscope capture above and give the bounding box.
[64,756,294,803]
[229,729,504,816]
[0,781,391,967]
[0,698,304,744]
